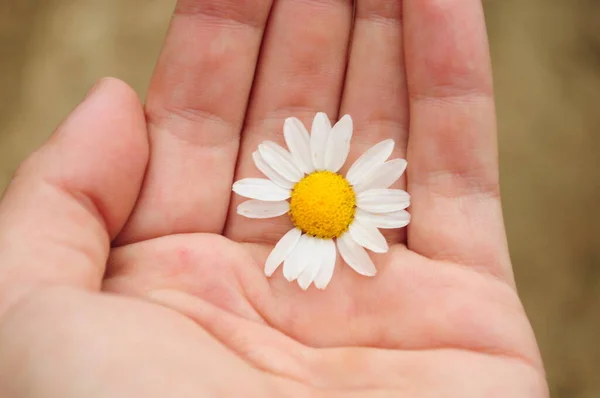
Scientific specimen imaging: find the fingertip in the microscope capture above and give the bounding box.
[84,77,146,129]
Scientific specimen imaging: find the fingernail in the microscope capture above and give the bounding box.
[84,78,108,100]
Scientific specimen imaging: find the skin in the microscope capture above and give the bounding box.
[0,0,549,397]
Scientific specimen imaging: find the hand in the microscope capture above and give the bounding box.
[0,1,548,397]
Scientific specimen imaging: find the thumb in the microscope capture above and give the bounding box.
[0,78,149,316]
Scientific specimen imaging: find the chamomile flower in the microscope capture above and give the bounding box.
[232,113,410,290]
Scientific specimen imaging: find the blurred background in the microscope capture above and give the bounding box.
[0,0,599,396]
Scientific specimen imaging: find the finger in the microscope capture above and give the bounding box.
[226,0,353,242]
[0,78,149,315]
[404,0,512,281]
[339,0,409,244]
[117,0,273,244]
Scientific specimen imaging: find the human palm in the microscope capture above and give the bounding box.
[0,1,548,397]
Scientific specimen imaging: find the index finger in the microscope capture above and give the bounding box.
[117,0,273,244]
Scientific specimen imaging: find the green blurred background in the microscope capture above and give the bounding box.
[1,0,599,396]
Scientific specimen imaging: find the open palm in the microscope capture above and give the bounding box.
[0,0,548,397]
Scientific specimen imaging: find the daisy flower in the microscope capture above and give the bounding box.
[232,113,410,290]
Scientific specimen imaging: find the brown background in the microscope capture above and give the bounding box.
[1,0,599,396]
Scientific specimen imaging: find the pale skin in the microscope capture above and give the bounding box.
[0,0,549,396]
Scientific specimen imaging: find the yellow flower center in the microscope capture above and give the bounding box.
[289,171,356,239]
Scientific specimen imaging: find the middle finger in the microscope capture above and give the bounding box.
[226,0,354,243]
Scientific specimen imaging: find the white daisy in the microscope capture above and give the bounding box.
[232,113,411,290]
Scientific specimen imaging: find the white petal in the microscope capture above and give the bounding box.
[313,239,337,290]
[349,219,389,253]
[252,151,295,189]
[337,232,377,277]
[284,117,314,174]
[353,159,408,193]
[259,141,304,183]
[264,228,302,277]
[356,208,411,229]
[232,178,291,201]
[324,114,353,172]
[310,112,331,170]
[356,189,411,213]
[346,139,395,185]
[283,234,313,282]
[297,238,326,290]
[237,200,289,219]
